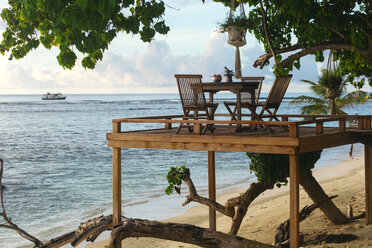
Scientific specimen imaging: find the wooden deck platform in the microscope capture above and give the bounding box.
[107,114,372,248]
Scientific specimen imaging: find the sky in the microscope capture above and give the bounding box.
[0,0,370,95]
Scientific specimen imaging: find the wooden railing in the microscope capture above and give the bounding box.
[112,114,372,138]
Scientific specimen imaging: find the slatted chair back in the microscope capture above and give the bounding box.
[175,74,218,134]
[240,76,264,104]
[175,74,207,113]
[264,75,292,109]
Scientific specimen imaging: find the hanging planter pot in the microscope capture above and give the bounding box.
[226,26,247,47]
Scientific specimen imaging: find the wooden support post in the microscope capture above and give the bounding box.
[339,119,346,132]
[289,125,299,138]
[289,152,300,248]
[236,91,242,131]
[364,116,371,130]
[316,121,323,134]
[194,123,202,135]
[165,117,172,129]
[357,116,364,130]
[208,151,216,231]
[366,145,372,224]
[112,122,122,248]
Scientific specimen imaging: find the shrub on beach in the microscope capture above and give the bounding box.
[247,150,323,187]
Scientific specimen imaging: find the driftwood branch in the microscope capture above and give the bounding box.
[107,216,276,248]
[273,195,338,246]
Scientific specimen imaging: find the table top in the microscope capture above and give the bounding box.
[202,82,259,93]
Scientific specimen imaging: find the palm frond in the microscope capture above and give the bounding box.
[300,104,329,115]
[290,95,326,105]
[340,90,368,107]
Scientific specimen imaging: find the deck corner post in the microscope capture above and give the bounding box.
[112,122,122,222]
[365,144,372,224]
[112,121,122,248]
[208,151,216,231]
[289,150,300,248]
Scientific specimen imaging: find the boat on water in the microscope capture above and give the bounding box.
[42,92,66,100]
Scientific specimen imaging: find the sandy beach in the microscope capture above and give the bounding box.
[87,154,372,248]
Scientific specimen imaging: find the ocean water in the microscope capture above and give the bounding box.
[0,93,370,247]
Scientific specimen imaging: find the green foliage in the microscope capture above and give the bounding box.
[223,66,234,77]
[0,0,169,69]
[214,0,372,88]
[247,150,322,187]
[165,163,188,195]
[218,15,253,32]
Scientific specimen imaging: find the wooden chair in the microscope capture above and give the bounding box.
[223,76,264,122]
[246,75,292,127]
[175,74,219,134]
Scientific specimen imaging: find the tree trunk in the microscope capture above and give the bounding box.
[330,98,337,115]
[229,182,273,236]
[299,173,348,224]
[107,217,276,248]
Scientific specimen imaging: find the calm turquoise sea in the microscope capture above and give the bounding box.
[0,93,370,247]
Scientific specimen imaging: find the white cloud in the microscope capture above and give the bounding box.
[0,29,325,94]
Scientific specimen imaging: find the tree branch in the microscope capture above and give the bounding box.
[107,216,276,248]
[253,44,303,69]
[179,170,234,218]
[279,42,370,67]
[229,182,274,235]
[254,40,371,69]
[258,0,278,67]
[326,26,349,41]
[357,13,372,29]
[175,169,274,236]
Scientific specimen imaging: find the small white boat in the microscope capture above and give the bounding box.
[42,92,66,100]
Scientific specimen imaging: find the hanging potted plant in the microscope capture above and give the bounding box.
[219,15,250,47]
[218,1,252,79]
